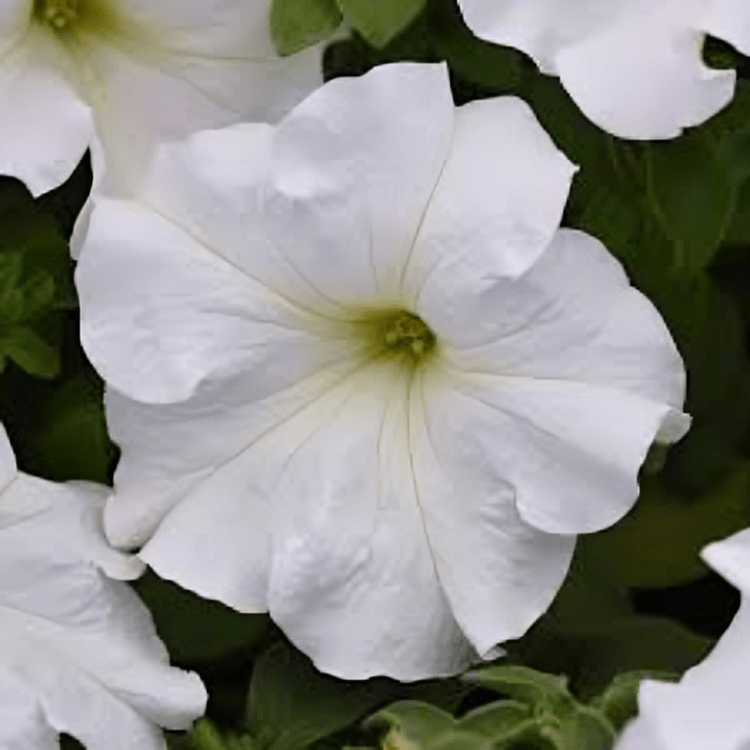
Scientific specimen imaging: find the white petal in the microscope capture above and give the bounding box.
[85,0,322,194]
[439,371,676,535]
[613,528,750,750]
[77,196,352,403]
[555,5,736,139]
[271,62,455,298]
[0,471,207,749]
[457,0,617,73]
[410,367,577,655]
[104,348,373,550]
[440,229,688,441]
[458,0,741,139]
[0,31,93,195]
[701,0,750,56]
[120,362,477,681]
[139,122,376,314]
[627,596,750,750]
[0,425,16,493]
[0,475,144,582]
[0,676,59,750]
[702,527,750,595]
[409,97,576,328]
[0,1,30,42]
[614,714,665,750]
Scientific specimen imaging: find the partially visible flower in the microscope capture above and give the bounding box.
[615,526,750,750]
[457,0,750,139]
[76,62,689,680]
[0,0,322,196]
[0,424,207,749]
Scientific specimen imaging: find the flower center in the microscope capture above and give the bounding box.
[383,311,436,358]
[35,0,78,29]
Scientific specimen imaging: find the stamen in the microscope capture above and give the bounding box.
[39,0,78,29]
[383,312,435,358]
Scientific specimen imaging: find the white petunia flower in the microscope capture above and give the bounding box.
[615,526,750,750]
[457,0,750,139]
[0,0,322,196]
[0,424,207,749]
[76,62,689,680]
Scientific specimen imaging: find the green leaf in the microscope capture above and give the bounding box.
[645,131,736,276]
[0,325,58,376]
[336,0,426,47]
[170,720,261,750]
[589,671,678,733]
[246,641,395,750]
[701,80,750,185]
[580,462,750,589]
[425,731,494,750]
[463,665,574,713]
[455,701,532,739]
[132,571,271,664]
[658,277,750,494]
[569,614,710,699]
[547,706,615,750]
[17,370,115,483]
[0,177,75,377]
[369,700,538,750]
[269,0,342,55]
[365,702,454,745]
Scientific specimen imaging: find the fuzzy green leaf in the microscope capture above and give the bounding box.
[336,0,426,47]
[269,0,342,55]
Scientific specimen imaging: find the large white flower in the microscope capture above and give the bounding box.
[457,0,750,139]
[76,62,689,681]
[0,0,322,196]
[615,527,750,750]
[0,425,207,749]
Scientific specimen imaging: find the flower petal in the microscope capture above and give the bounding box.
[701,0,750,56]
[702,527,750,595]
[627,597,750,750]
[555,5,735,139]
[440,229,688,443]
[0,469,207,749]
[76,195,354,403]
[457,0,603,73]
[411,367,577,655]
[87,0,322,194]
[444,373,677,535]
[120,362,477,680]
[0,676,59,750]
[409,96,576,326]
[0,425,15,493]
[139,123,378,314]
[613,528,750,750]
[271,62,455,298]
[104,348,372,550]
[458,0,742,139]
[0,31,93,195]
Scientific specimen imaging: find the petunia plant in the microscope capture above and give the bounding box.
[1,0,750,748]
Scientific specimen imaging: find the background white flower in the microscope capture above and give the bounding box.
[0,425,207,749]
[0,0,322,196]
[614,526,750,750]
[457,0,750,139]
[76,62,689,680]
